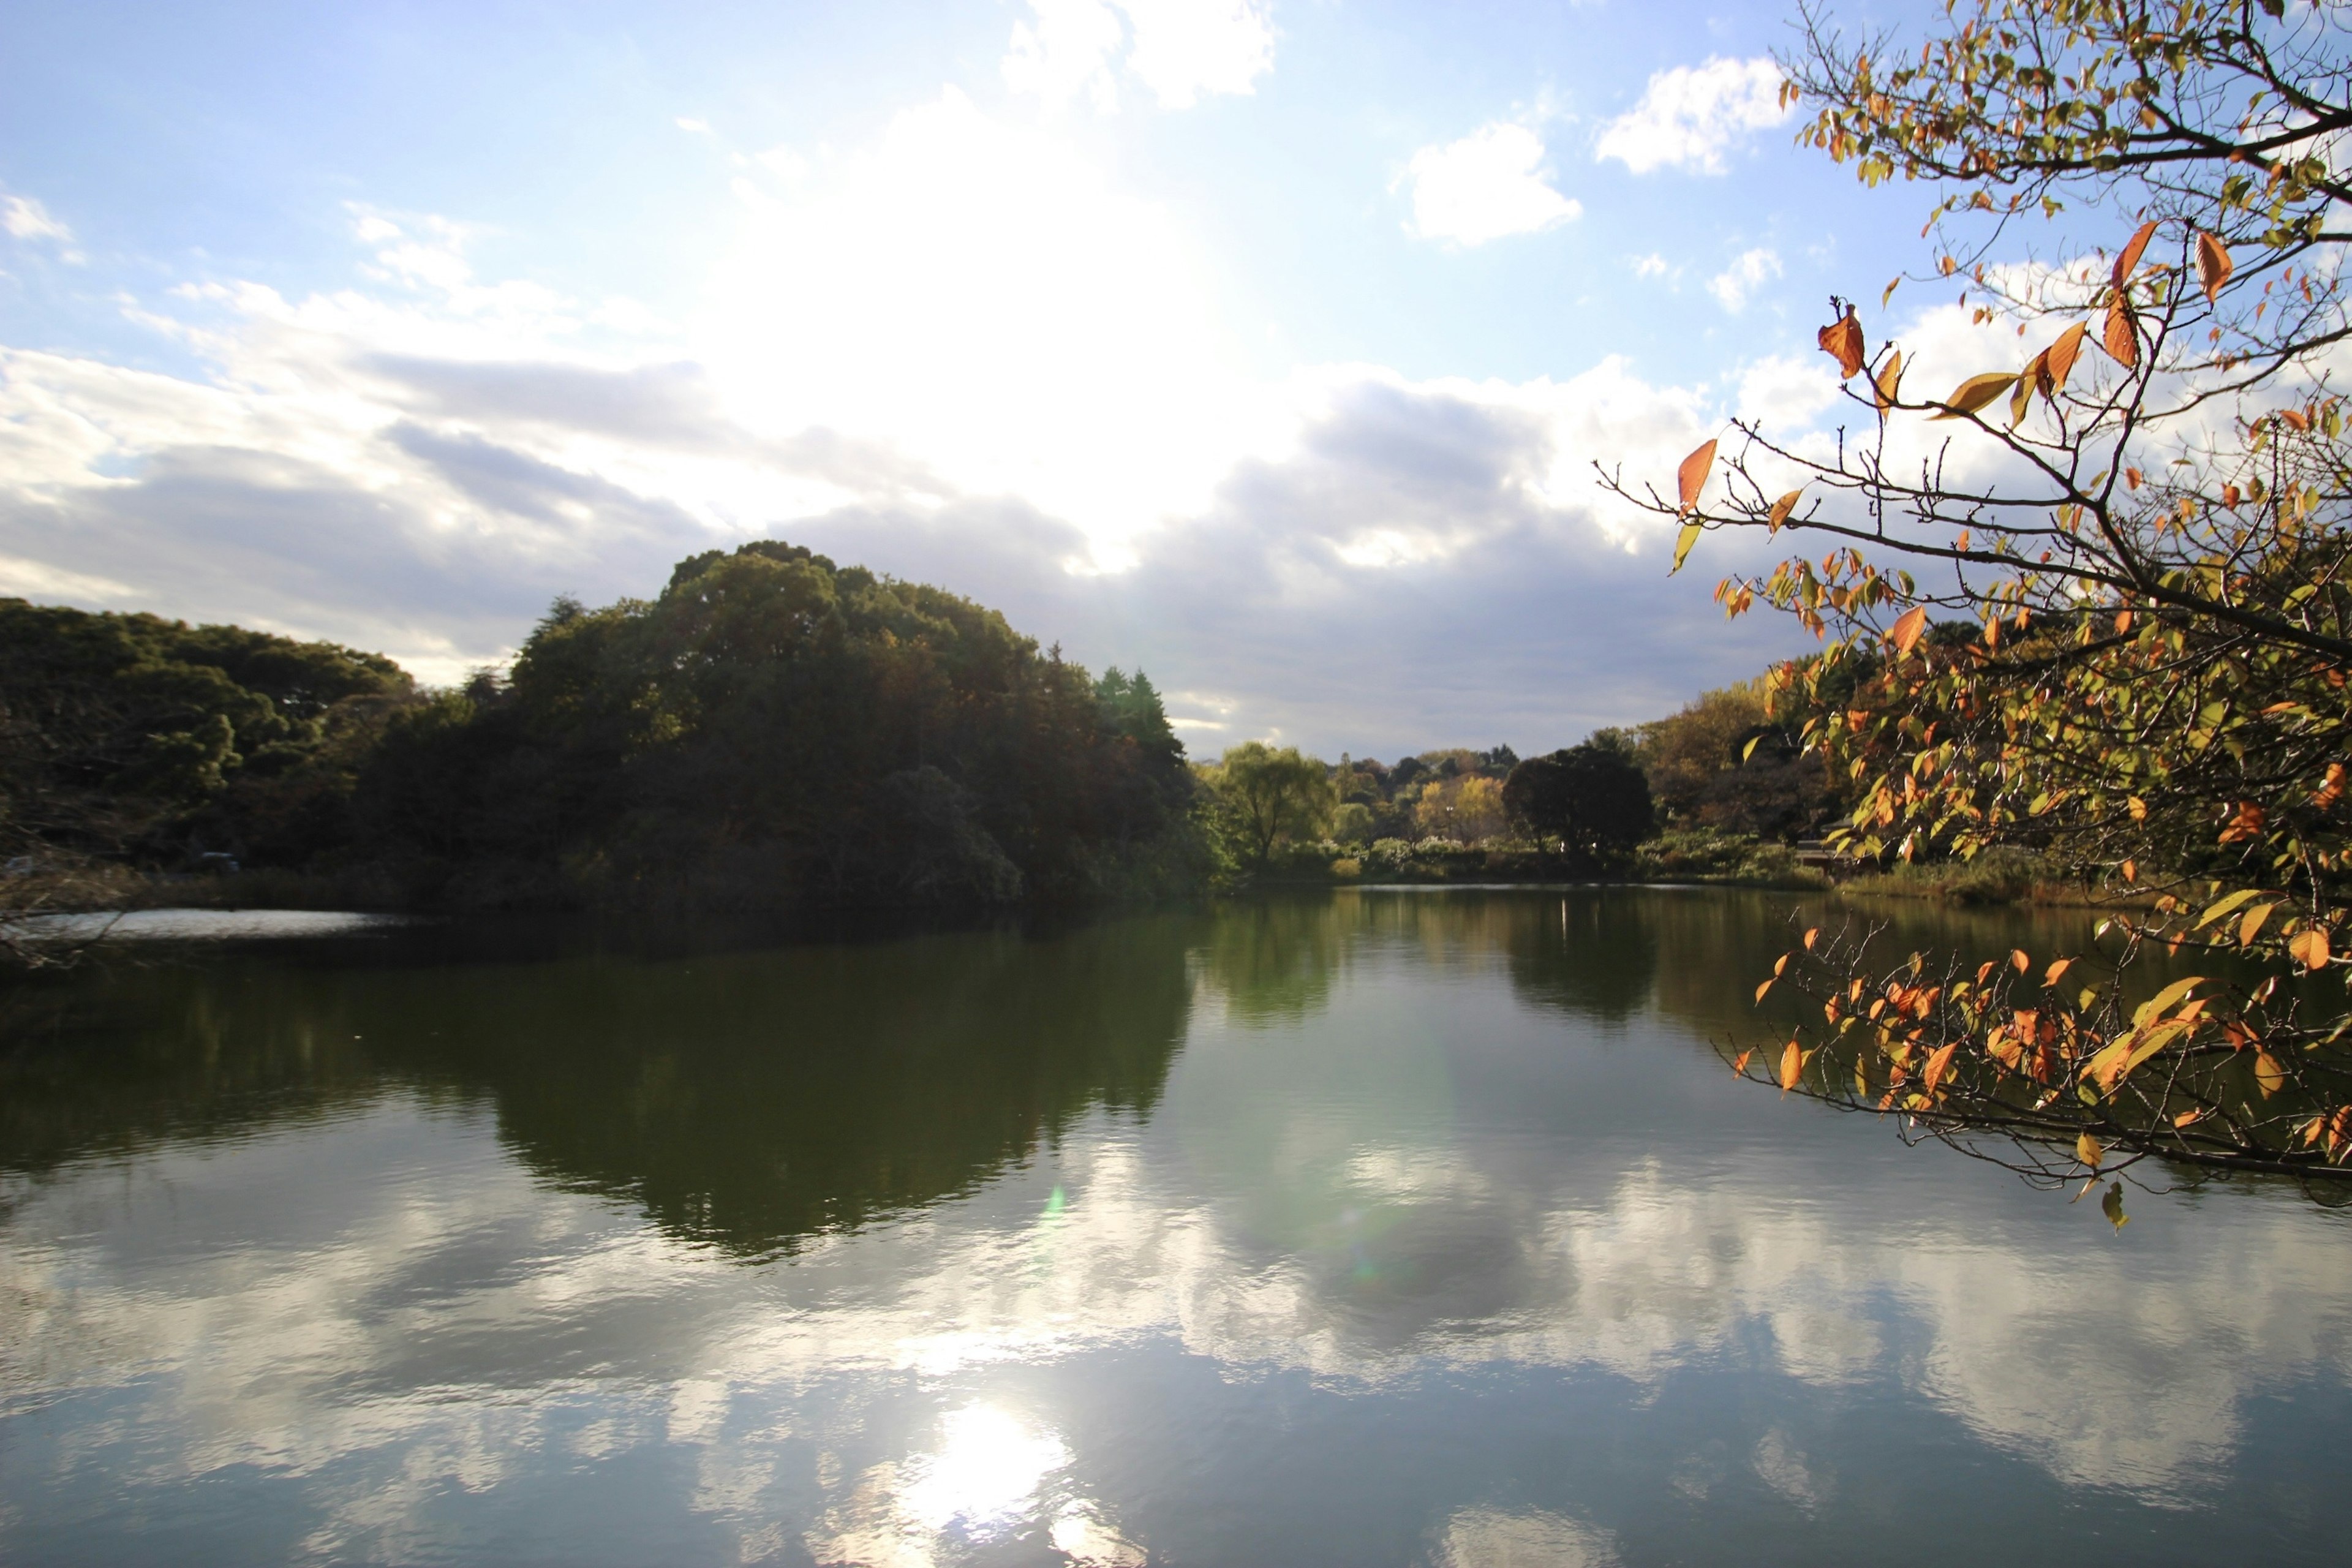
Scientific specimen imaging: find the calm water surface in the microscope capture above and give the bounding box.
[2,889,2348,1566]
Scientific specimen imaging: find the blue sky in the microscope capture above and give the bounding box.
[0,0,1968,756]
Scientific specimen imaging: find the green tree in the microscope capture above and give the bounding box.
[1200,742,1335,867]
[1504,742,1655,863]
[1617,0,2352,1189]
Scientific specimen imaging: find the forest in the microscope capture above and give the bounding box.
[0,540,1830,914]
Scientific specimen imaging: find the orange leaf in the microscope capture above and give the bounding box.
[2173,1107,2204,1129]
[2314,761,2346,809]
[1733,1048,1754,1076]
[1755,978,1776,1003]
[2112,218,2158,287]
[2043,958,2073,988]
[2043,322,2088,394]
[2254,1050,2286,1097]
[1874,349,1904,415]
[1888,605,1929,654]
[1803,926,1820,951]
[2008,352,2043,426]
[1922,1041,1959,1096]
[2104,296,2138,368]
[2218,800,2266,844]
[2196,232,2233,302]
[2291,927,2331,971]
[1768,489,1802,532]
[2222,483,2242,508]
[1818,307,1866,378]
[1930,371,2019,420]
[2282,408,2312,432]
[1676,439,1717,516]
[1779,1038,1804,1092]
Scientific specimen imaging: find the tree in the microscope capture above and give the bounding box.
[1412,773,1509,843]
[1502,742,1654,861]
[1201,742,1335,867]
[1612,0,2352,1193]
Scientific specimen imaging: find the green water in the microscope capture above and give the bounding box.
[1,889,2346,1565]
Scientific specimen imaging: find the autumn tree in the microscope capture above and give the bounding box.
[1612,0,2352,1195]
[1502,742,1656,862]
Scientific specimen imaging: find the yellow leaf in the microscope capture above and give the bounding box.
[2008,351,2043,427]
[1888,605,1929,655]
[2076,1130,2103,1170]
[2197,889,2260,928]
[1874,350,1904,415]
[1676,439,1717,516]
[2101,1181,2129,1231]
[1672,521,1703,575]
[2127,795,2148,821]
[2132,976,2205,1030]
[1880,276,1902,309]
[2043,322,2089,394]
[2104,296,2139,368]
[1818,307,1865,378]
[2196,231,2233,302]
[2291,927,2332,971]
[1767,489,1801,532]
[2239,902,2276,946]
[1779,1038,1804,1092]
[1930,371,2019,420]
[2112,219,2158,287]
[2254,1049,2286,1096]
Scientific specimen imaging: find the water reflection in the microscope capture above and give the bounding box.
[2,891,2350,1566]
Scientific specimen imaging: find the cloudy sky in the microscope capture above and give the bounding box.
[0,0,1965,756]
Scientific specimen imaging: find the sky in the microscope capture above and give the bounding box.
[0,0,1995,758]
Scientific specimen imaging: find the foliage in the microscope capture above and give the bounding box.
[358,541,1198,910]
[1501,742,1656,864]
[1612,0,2352,1189]
[1412,773,1509,843]
[1634,677,1840,841]
[1197,741,1335,867]
[0,598,413,872]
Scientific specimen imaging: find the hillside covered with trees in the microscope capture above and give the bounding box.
[1,541,1201,912]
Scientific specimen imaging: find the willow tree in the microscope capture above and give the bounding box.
[1614,0,2352,1201]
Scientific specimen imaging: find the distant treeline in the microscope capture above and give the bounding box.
[0,541,1200,911]
[0,543,1853,911]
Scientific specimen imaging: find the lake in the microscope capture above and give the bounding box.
[2,888,2348,1566]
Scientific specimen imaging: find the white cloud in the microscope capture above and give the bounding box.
[1398,124,1581,247]
[1594,56,1790,175]
[1708,246,1781,312]
[2,193,72,244]
[1631,252,1672,279]
[1003,0,1273,111]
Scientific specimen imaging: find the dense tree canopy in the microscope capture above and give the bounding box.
[1501,741,1655,864]
[360,541,1197,909]
[0,599,412,868]
[1197,742,1335,866]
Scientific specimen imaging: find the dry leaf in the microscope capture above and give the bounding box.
[2044,957,2074,987]
[1676,439,1717,516]
[2112,218,2158,287]
[1874,349,1904,415]
[2044,322,2089,394]
[2315,761,2347,809]
[1732,1048,1754,1076]
[2255,1049,2286,1096]
[1755,978,1776,1003]
[1818,307,1866,378]
[2010,948,2031,974]
[2195,231,2233,301]
[2076,1129,2104,1170]
[2009,351,2045,427]
[1779,1038,1804,1092]
[2239,902,2275,946]
[1768,489,1802,532]
[1888,605,1929,655]
[1672,521,1703,575]
[1923,1041,1959,1096]
[2291,927,2332,971]
[1803,926,1819,951]
[1881,276,1902,309]
[2105,296,2139,368]
[1931,371,2019,420]
[2218,799,2266,844]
